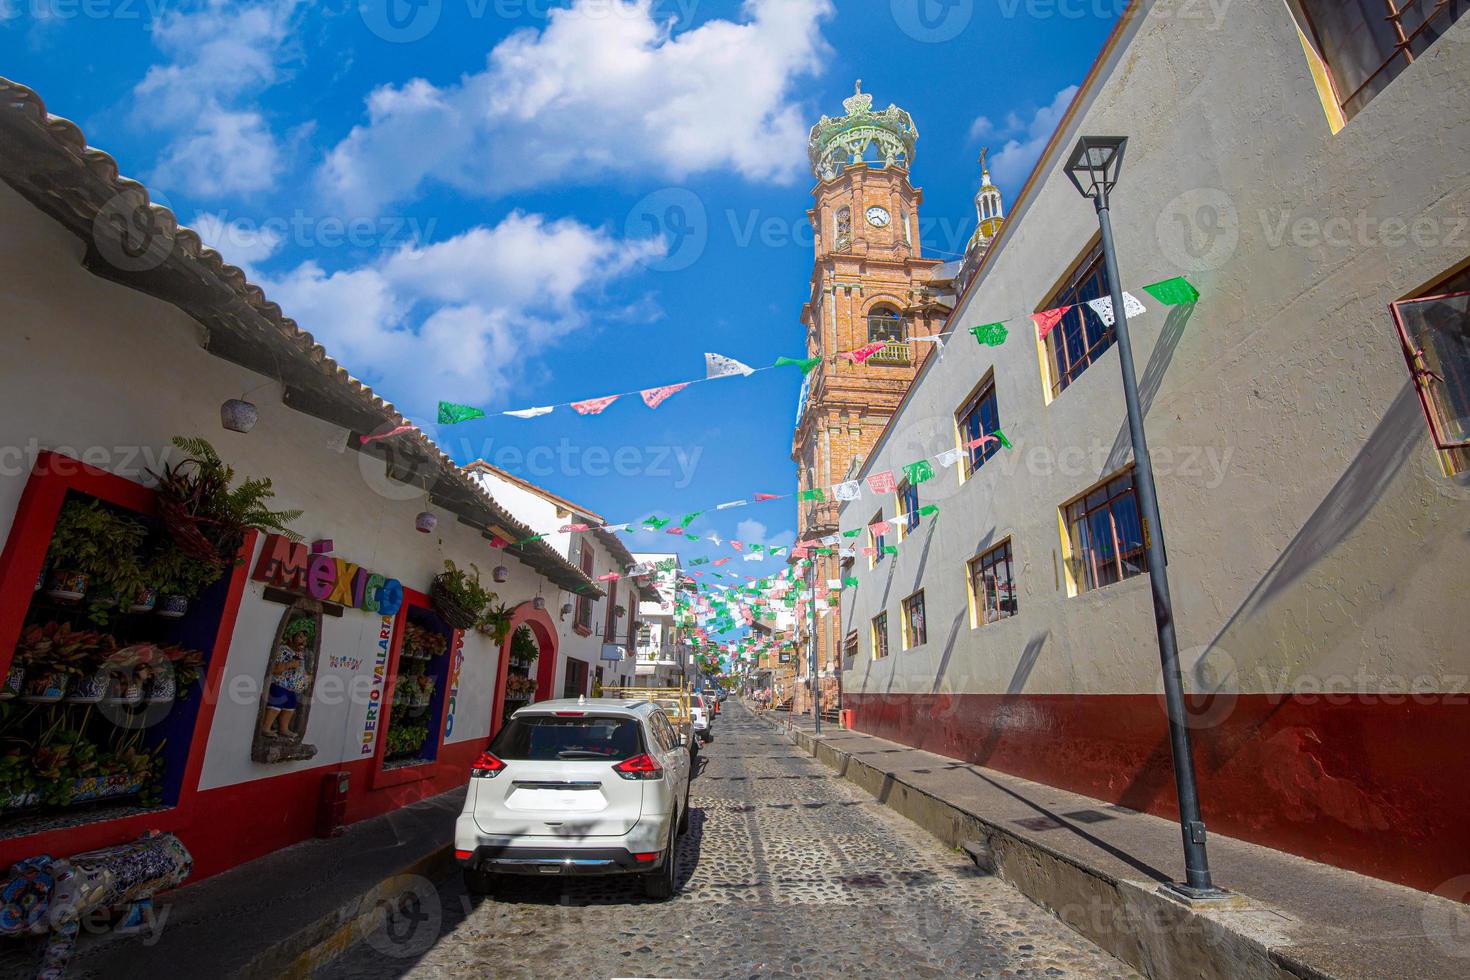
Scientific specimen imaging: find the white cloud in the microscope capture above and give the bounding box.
[317,0,833,213]
[735,519,795,550]
[134,1,300,197]
[256,212,662,417]
[191,210,285,275]
[987,85,1078,187]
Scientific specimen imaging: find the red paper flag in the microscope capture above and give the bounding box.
[844,341,887,364]
[753,492,780,501]
[559,523,590,532]
[730,541,744,552]
[1031,306,1071,339]
[598,572,621,582]
[965,435,998,451]
[869,519,892,537]
[640,383,690,409]
[572,394,619,415]
[866,470,897,494]
[713,558,732,566]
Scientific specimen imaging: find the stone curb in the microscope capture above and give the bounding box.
[243,843,456,979]
[751,709,1329,980]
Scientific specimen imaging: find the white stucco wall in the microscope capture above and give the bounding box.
[0,179,560,791]
[838,2,1470,700]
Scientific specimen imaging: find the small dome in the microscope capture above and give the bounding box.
[808,80,919,182]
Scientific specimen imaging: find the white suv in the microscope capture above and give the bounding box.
[455,697,693,899]
[689,693,712,744]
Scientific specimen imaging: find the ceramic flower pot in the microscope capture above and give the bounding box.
[129,588,158,614]
[0,790,39,811]
[108,678,144,707]
[1,664,23,700]
[71,774,144,804]
[415,512,437,533]
[220,398,259,433]
[156,595,188,619]
[66,667,110,704]
[20,669,69,703]
[45,569,88,602]
[144,673,177,704]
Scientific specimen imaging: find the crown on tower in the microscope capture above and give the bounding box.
[808,80,919,182]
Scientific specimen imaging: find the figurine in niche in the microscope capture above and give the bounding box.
[261,616,313,739]
[252,603,322,763]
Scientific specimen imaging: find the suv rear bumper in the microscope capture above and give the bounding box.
[458,844,665,876]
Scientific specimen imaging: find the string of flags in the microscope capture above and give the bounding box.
[433,276,1201,427]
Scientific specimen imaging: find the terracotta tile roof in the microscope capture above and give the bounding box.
[0,76,600,599]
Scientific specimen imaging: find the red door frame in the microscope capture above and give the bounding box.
[368,586,455,789]
[0,452,252,866]
[490,601,559,735]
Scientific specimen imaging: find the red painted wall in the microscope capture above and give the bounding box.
[846,691,1470,893]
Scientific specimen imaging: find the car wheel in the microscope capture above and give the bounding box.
[643,822,678,900]
[462,867,498,896]
[699,731,712,744]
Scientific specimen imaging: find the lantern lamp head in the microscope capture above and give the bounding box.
[560,602,574,618]
[532,596,546,611]
[415,511,437,533]
[221,398,259,433]
[1064,135,1128,205]
[493,565,509,583]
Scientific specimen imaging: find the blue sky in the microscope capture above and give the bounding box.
[4,0,1117,566]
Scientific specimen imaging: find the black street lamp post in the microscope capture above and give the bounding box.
[1064,135,1224,900]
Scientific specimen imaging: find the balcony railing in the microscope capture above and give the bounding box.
[865,341,911,366]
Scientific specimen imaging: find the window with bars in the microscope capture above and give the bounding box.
[1042,242,1113,397]
[896,480,920,537]
[957,375,1002,477]
[844,632,859,666]
[1063,470,1149,593]
[1392,263,1470,474]
[603,577,619,640]
[869,510,886,567]
[868,306,906,344]
[575,542,594,632]
[969,540,1017,627]
[871,611,890,660]
[1293,0,1468,119]
[901,591,927,648]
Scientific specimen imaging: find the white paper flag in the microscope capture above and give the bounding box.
[744,552,762,562]
[936,448,965,469]
[827,579,843,590]
[505,406,553,419]
[715,499,747,510]
[1084,292,1147,327]
[820,535,839,545]
[911,334,946,349]
[604,523,630,533]
[706,352,755,379]
[707,532,722,545]
[839,547,856,559]
[832,480,862,501]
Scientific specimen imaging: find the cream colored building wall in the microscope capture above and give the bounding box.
[0,180,560,790]
[839,2,1470,700]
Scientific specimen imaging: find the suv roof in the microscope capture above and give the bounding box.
[513,697,660,719]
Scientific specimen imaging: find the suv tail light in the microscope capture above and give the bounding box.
[470,751,506,778]
[612,753,663,780]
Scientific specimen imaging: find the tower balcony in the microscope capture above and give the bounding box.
[865,341,912,366]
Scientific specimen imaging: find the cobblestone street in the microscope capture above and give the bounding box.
[320,704,1136,979]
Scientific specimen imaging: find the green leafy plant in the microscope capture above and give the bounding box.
[431,560,495,631]
[510,625,539,663]
[477,600,513,645]
[146,542,226,599]
[46,500,150,620]
[160,644,206,691]
[151,435,302,566]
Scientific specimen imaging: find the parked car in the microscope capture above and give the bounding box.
[689,693,712,743]
[455,697,693,900]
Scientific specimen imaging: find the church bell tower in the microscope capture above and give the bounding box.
[790,82,944,697]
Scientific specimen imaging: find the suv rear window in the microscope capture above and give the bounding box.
[490,715,645,761]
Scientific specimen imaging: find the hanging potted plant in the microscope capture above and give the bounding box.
[430,560,493,631]
[477,600,513,646]
[149,435,302,569]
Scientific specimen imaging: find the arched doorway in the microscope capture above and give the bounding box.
[490,601,558,734]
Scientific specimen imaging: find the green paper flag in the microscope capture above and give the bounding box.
[437,401,486,425]
[815,547,835,556]
[775,355,822,374]
[518,534,545,546]
[680,512,703,526]
[841,528,862,538]
[686,534,700,541]
[643,516,670,529]
[842,576,859,588]
[993,428,1013,450]
[798,488,826,502]
[902,459,935,485]
[970,322,1009,348]
[881,545,899,556]
[918,504,939,517]
[1142,276,1200,306]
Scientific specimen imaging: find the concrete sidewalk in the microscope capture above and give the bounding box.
[752,704,1469,980]
[1,788,464,980]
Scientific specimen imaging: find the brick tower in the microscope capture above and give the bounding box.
[790,82,945,714]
